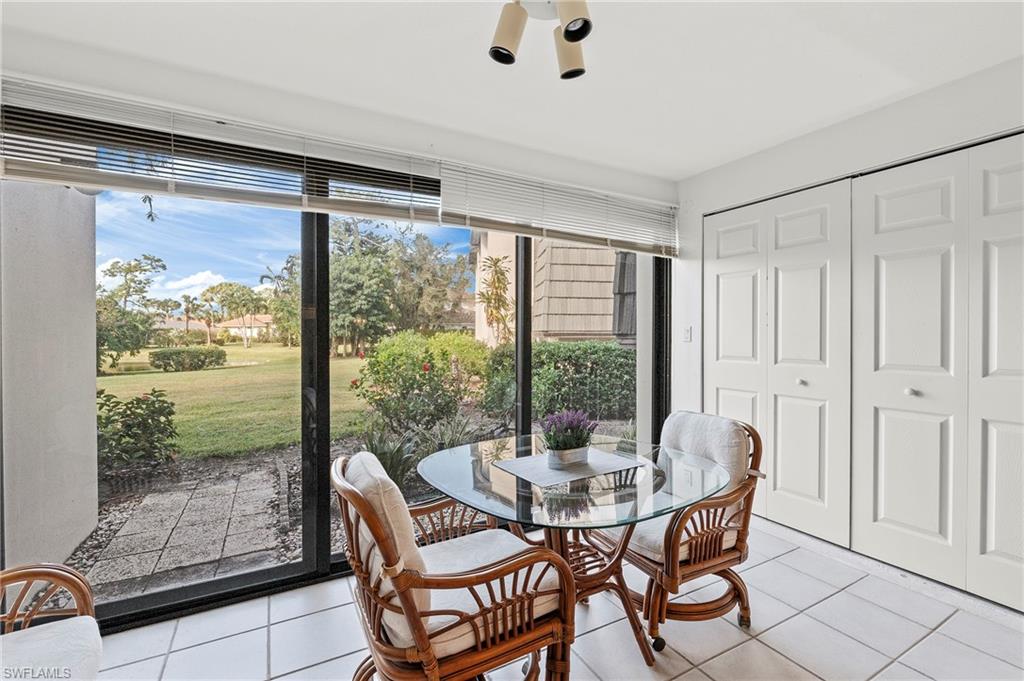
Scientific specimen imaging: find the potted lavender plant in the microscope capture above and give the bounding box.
[540,409,598,469]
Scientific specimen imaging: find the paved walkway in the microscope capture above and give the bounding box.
[82,467,287,601]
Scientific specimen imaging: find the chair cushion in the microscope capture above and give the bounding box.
[605,514,738,562]
[660,411,750,491]
[396,529,562,659]
[342,452,429,645]
[0,616,102,681]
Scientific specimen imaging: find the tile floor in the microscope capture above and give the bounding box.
[97,518,1024,681]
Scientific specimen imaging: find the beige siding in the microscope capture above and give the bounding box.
[533,239,616,340]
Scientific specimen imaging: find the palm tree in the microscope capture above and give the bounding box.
[180,294,199,334]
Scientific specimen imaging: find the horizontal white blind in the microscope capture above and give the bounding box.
[440,163,677,256]
[0,79,441,223]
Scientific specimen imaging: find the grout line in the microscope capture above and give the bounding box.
[158,619,179,680]
[267,647,367,680]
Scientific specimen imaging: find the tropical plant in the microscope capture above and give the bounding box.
[180,294,200,334]
[359,420,419,494]
[260,257,301,347]
[539,409,597,451]
[476,255,514,345]
[96,293,154,371]
[101,254,167,310]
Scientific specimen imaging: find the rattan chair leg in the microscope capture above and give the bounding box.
[353,655,375,681]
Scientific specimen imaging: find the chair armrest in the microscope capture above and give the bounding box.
[407,497,497,546]
[659,479,758,571]
[1,564,95,632]
[403,546,576,643]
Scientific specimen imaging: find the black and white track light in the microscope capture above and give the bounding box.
[488,0,593,79]
[557,0,592,42]
[489,1,528,65]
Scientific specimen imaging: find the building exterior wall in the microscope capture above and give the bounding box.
[533,239,616,340]
[1,181,98,568]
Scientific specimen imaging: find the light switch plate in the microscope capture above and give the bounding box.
[682,325,692,342]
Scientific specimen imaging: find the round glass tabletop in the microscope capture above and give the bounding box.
[417,435,731,530]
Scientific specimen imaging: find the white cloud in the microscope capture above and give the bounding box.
[152,270,226,299]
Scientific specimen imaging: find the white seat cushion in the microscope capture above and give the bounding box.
[399,529,562,659]
[341,452,430,645]
[0,616,102,681]
[605,514,738,562]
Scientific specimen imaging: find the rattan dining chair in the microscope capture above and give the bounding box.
[597,411,764,650]
[331,452,577,681]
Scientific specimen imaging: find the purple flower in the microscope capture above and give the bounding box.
[540,409,597,450]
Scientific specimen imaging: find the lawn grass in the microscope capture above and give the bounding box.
[98,344,366,458]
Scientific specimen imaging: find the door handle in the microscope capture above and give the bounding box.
[796,378,808,386]
[904,387,921,397]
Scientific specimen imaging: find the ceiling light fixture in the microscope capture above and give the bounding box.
[488,0,593,79]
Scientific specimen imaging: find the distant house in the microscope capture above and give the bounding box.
[153,315,192,331]
[218,314,275,340]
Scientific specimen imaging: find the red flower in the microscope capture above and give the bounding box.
[422,362,431,372]
[357,351,365,359]
[350,378,359,388]
[140,394,151,400]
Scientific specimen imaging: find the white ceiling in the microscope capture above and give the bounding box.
[2,1,1022,182]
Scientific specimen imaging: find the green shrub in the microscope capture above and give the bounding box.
[149,346,227,372]
[532,341,636,420]
[97,388,177,466]
[481,340,637,421]
[352,331,462,433]
[426,331,490,394]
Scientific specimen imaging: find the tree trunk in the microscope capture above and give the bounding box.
[205,322,212,345]
[184,314,191,334]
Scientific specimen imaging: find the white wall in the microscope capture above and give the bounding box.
[672,57,1024,412]
[1,181,98,567]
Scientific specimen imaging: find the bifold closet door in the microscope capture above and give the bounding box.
[965,136,1023,610]
[704,202,769,516]
[851,151,970,586]
[704,180,851,540]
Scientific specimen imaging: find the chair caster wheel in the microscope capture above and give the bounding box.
[651,636,667,652]
[738,614,751,628]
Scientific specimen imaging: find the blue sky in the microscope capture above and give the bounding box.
[96,191,473,301]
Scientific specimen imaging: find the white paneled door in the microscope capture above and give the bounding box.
[851,151,970,587]
[965,136,1023,610]
[704,181,851,541]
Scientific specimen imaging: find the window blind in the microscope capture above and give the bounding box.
[440,163,677,256]
[1,78,678,255]
[0,79,441,223]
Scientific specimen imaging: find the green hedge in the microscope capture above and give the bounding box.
[149,346,227,372]
[482,340,636,421]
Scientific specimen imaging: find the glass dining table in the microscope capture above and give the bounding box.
[417,434,731,666]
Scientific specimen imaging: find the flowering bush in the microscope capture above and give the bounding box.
[351,331,462,433]
[539,409,597,451]
[97,388,177,466]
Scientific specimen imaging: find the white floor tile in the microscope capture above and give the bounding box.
[900,633,1023,681]
[735,549,774,573]
[742,560,838,610]
[873,662,931,680]
[173,597,269,650]
[687,582,798,636]
[847,577,956,629]
[269,577,354,623]
[101,620,176,670]
[486,653,600,680]
[98,656,165,680]
[806,592,930,658]
[269,604,364,677]
[573,619,691,680]
[575,592,626,634]
[678,670,714,681]
[760,614,889,681]
[163,629,268,680]
[746,530,798,559]
[657,598,750,665]
[937,610,1024,669]
[700,639,816,681]
[777,548,868,588]
[278,649,367,679]
[621,563,651,594]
